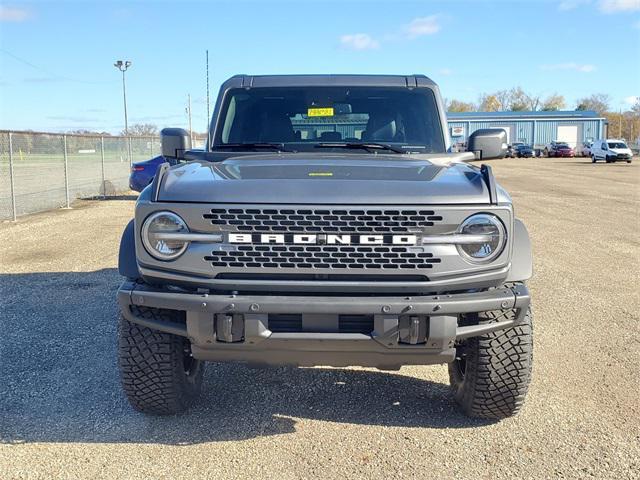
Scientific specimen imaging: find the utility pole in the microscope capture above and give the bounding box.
[619,107,623,138]
[187,94,193,145]
[206,50,210,122]
[113,60,132,135]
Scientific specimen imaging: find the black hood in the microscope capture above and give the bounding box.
[157,153,491,205]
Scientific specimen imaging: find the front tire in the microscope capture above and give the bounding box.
[118,308,205,415]
[449,305,533,419]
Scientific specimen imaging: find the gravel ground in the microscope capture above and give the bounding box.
[1,157,639,479]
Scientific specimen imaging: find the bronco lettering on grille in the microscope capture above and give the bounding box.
[228,233,418,245]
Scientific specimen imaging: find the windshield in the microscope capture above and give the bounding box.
[608,142,627,149]
[212,87,446,153]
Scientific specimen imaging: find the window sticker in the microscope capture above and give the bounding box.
[307,107,334,117]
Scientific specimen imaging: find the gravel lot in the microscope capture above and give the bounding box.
[1,157,638,479]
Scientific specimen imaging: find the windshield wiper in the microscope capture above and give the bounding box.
[213,142,292,152]
[315,142,406,154]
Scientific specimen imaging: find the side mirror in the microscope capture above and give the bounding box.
[468,128,508,160]
[161,128,191,159]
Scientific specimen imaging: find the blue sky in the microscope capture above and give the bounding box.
[1,0,639,134]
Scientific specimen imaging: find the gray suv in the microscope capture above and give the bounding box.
[117,75,533,419]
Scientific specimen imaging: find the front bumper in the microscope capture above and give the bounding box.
[118,282,530,369]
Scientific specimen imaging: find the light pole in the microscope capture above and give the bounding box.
[114,60,132,135]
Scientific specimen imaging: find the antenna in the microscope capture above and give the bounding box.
[206,50,211,149]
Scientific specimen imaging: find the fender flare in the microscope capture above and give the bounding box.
[507,218,533,282]
[118,219,140,280]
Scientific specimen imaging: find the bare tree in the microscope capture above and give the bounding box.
[524,93,542,111]
[541,94,566,111]
[494,89,511,111]
[122,123,158,136]
[509,87,529,111]
[575,94,611,115]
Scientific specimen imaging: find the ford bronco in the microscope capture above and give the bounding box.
[117,74,533,419]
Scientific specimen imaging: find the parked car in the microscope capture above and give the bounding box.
[580,142,592,157]
[514,144,534,158]
[129,155,172,192]
[590,139,633,163]
[505,142,525,158]
[545,141,574,157]
[505,145,515,158]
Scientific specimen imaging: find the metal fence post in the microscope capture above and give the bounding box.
[8,132,17,221]
[100,136,106,198]
[128,136,132,166]
[63,134,70,208]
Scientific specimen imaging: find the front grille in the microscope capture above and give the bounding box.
[203,208,443,234]
[339,315,374,333]
[205,244,441,270]
[268,314,374,334]
[268,314,302,332]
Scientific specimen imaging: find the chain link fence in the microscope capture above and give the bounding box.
[0,130,162,220]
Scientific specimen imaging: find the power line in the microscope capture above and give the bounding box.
[1,48,116,85]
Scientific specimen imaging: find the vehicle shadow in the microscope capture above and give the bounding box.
[81,193,139,201]
[560,161,634,166]
[0,269,493,446]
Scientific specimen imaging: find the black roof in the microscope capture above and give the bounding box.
[221,74,437,89]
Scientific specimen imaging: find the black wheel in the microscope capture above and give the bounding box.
[118,307,205,415]
[449,303,533,419]
[627,160,632,163]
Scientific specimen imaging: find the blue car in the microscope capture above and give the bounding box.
[129,156,172,192]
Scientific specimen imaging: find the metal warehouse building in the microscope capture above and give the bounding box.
[447,110,606,149]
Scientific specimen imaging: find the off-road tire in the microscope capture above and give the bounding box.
[449,304,533,420]
[118,307,205,415]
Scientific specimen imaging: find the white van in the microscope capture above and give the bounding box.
[590,139,633,163]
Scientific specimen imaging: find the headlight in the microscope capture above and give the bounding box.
[142,211,189,260]
[457,214,506,263]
